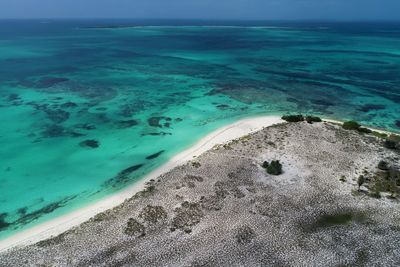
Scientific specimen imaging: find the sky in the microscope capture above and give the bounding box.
[0,0,399,21]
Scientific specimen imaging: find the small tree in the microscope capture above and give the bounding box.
[342,121,360,130]
[282,115,304,123]
[384,140,397,149]
[262,161,269,169]
[267,160,283,175]
[378,161,389,171]
[357,175,365,191]
[305,116,322,124]
[388,180,398,198]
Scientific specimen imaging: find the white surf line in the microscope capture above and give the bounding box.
[0,115,283,252]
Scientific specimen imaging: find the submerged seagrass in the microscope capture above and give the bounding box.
[0,20,400,238]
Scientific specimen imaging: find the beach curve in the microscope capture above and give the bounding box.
[0,115,283,252]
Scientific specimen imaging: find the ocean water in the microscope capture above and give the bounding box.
[0,20,399,239]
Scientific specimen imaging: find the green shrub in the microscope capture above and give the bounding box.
[388,134,400,142]
[282,115,304,123]
[342,121,361,130]
[305,116,322,124]
[389,167,400,185]
[357,127,372,134]
[262,161,269,168]
[266,160,283,175]
[372,131,387,139]
[378,161,389,171]
[384,139,397,149]
[369,190,381,199]
[125,218,145,237]
[357,175,365,190]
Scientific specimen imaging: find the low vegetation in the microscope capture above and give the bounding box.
[171,201,204,233]
[281,114,322,124]
[235,226,256,244]
[139,205,167,224]
[282,114,304,122]
[302,211,368,233]
[305,115,322,124]
[384,139,398,150]
[357,160,400,199]
[125,218,145,237]
[342,121,371,134]
[262,161,269,168]
[357,175,365,190]
[342,121,360,130]
[262,160,283,175]
[378,161,389,171]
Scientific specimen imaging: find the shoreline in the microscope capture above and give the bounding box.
[323,118,398,135]
[0,115,283,252]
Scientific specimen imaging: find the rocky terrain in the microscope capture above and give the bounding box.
[1,121,400,266]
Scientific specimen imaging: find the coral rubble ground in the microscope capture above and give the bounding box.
[1,121,400,266]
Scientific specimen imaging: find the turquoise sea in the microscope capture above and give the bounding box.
[0,20,399,239]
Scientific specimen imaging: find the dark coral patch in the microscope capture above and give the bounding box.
[45,109,70,123]
[119,164,144,177]
[146,150,165,160]
[216,104,230,110]
[0,213,11,231]
[311,99,334,106]
[41,125,66,138]
[103,164,145,189]
[395,120,400,128]
[117,119,139,129]
[60,102,78,108]
[36,77,69,88]
[17,207,28,216]
[79,139,100,148]
[7,93,20,101]
[358,104,385,113]
[14,196,76,227]
[148,117,172,128]
[148,117,163,128]
[74,123,96,131]
[142,132,172,136]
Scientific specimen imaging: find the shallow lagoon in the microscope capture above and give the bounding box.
[0,20,399,238]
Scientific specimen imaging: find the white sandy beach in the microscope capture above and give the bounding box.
[0,115,283,252]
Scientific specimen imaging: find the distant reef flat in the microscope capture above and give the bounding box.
[1,120,400,266]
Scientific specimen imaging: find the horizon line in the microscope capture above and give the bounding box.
[1,18,400,23]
